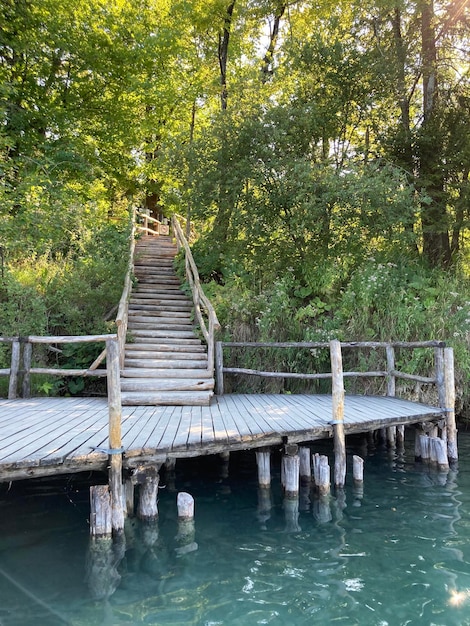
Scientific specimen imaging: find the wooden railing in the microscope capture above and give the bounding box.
[135,209,169,237]
[216,338,457,470]
[172,215,221,375]
[115,209,137,368]
[0,334,119,399]
[215,339,450,394]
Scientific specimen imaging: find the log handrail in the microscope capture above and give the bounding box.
[135,209,163,237]
[215,339,447,395]
[115,208,137,368]
[0,334,120,398]
[171,214,221,375]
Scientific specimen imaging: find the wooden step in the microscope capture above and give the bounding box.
[121,378,214,392]
[128,307,192,318]
[122,368,212,378]
[126,336,202,345]
[124,358,208,369]
[125,343,205,352]
[124,350,207,360]
[129,305,191,312]
[134,285,184,292]
[129,310,192,320]
[127,323,195,332]
[121,390,212,406]
[129,329,197,339]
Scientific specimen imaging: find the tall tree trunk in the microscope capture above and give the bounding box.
[261,3,286,81]
[391,6,419,254]
[419,0,451,266]
[218,1,236,112]
[211,1,237,275]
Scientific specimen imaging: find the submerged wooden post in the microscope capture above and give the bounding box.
[176,492,197,556]
[430,437,449,471]
[177,492,194,520]
[136,466,160,521]
[124,478,135,517]
[352,455,364,505]
[330,340,346,489]
[353,455,364,484]
[313,453,331,496]
[257,487,272,529]
[90,485,112,537]
[419,434,431,462]
[444,347,458,463]
[107,338,124,534]
[256,449,271,488]
[219,450,230,479]
[282,444,299,498]
[8,339,20,399]
[397,424,405,448]
[299,446,311,484]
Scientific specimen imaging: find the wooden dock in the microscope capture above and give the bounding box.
[0,217,459,534]
[0,393,443,482]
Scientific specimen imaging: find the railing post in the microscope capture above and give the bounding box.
[330,339,346,489]
[106,338,125,534]
[444,347,457,464]
[215,341,224,395]
[386,344,395,397]
[8,339,20,399]
[22,341,32,398]
[435,346,446,410]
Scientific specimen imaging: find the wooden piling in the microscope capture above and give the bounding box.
[257,487,272,529]
[177,492,195,520]
[299,446,311,484]
[282,444,299,498]
[90,485,112,538]
[397,424,405,448]
[106,338,124,534]
[176,492,197,555]
[256,449,271,488]
[430,437,449,471]
[419,434,431,462]
[387,426,396,448]
[353,455,364,484]
[330,339,346,489]
[124,478,135,517]
[313,453,330,496]
[136,466,160,521]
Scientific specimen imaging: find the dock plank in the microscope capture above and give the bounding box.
[0,394,445,481]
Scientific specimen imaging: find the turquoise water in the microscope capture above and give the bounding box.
[1,430,470,625]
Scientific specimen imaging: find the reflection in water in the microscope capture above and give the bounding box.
[1,433,470,624]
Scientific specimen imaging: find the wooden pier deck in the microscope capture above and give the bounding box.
[0,394,443,482]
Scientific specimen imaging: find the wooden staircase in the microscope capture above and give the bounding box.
[120,235,215,406]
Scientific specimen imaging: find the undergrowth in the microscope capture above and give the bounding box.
[203,257,470,415]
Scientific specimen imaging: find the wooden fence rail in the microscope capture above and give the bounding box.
[215,340,446,391]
